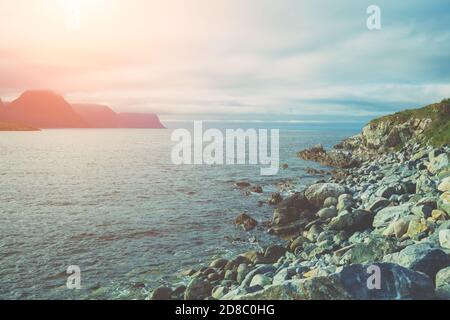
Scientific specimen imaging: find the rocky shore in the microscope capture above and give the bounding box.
[150,100,450,300]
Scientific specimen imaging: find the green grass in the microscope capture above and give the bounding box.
[369,99,450,147]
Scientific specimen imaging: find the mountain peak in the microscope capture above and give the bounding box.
[5,90,88,128]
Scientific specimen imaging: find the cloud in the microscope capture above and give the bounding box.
[0,0,449,120]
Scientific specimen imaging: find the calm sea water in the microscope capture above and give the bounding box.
[0,122,362,299]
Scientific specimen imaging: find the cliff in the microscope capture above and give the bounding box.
[299,99,450,168]
[73,104,166,129]
[0,90,89,128]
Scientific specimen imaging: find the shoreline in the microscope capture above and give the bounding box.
[153,141,450,301]
[150,101,450,300]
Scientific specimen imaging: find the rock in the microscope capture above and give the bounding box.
[305,183,346,207]
[272,192,312,226]
[317,207,338,219]
[416,174,437,194]
[427,153,449,175]
[298,144,360,169]
[236,264,249,284]
[438,192,450,215]
[250,274,272,288]
[439,230,450,249]
[150,286,172,300]
[235,181,251,188]
[435,267,450,299]
[393,217,411,238]
[438,177,450,192]
[412,205,433,218]
[212,286,228,300]
[251,185,263,193]
[383,243,450,280]
[328,209,374,233]
[373,203,411,229]
[337,194,354,212]
[406,218,430,239]
[331,263,435,300]
[184,278,213,300]
[210,258,228,269]
[323,197,338,207]
[225,254,253,270]
[229,263,434,300]
[366,198,391,214]
[172,285,187,297]
[207,272,220,282]
[263,245,286,263]
[268,193,283,205]
[432,209,447,221]
[289,236,309,252]
[345,236,398,264]
[235,213,258,231]
[375,186,398,199]
[224,270,237,281]
[226,277,352,300]
[240,265,277,288]
[273,267,296,285]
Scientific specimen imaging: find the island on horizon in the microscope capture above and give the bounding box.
[0,90,166,130]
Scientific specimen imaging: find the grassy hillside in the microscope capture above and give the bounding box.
[369,99,450,147]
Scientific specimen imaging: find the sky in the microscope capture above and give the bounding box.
[0,0,449,122]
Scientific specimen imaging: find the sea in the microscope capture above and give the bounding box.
[0,121,363,299]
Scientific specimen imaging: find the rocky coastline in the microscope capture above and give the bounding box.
[150,100,450,300]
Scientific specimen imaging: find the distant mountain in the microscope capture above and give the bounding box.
[73,104,120,128]
[117,113,165,129]
[73,104,166,129]
[0,91,166,129]
[0,90,88,128]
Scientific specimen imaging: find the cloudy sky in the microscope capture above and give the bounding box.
[0,0,449,121]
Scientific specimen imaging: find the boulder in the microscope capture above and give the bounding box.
[212,286,229,300]
[439,230,450,250]
[210,258,228,269]
[324,197,338,207]
[317,207,338,219]
[375,186,398,199]
[268,193,283,205]
[438,177,450,192]
[435,266,450,299]
[328,209,374,233]
[235,213,258,231]
[184,277,213,300]
[427,153,449,175]
[305,183,346,208]
[262,245,286,263]
[235,181,251,188]
[373,203,411,229]
[366,198,391,214]
[250,274,272,288]
[272,192,312,226]
[438,192,450,215]
[331,263,435,300]
[345,236,398,264]
[227,263,434,300]
[383,243,450,281]
[150,286,172,300]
